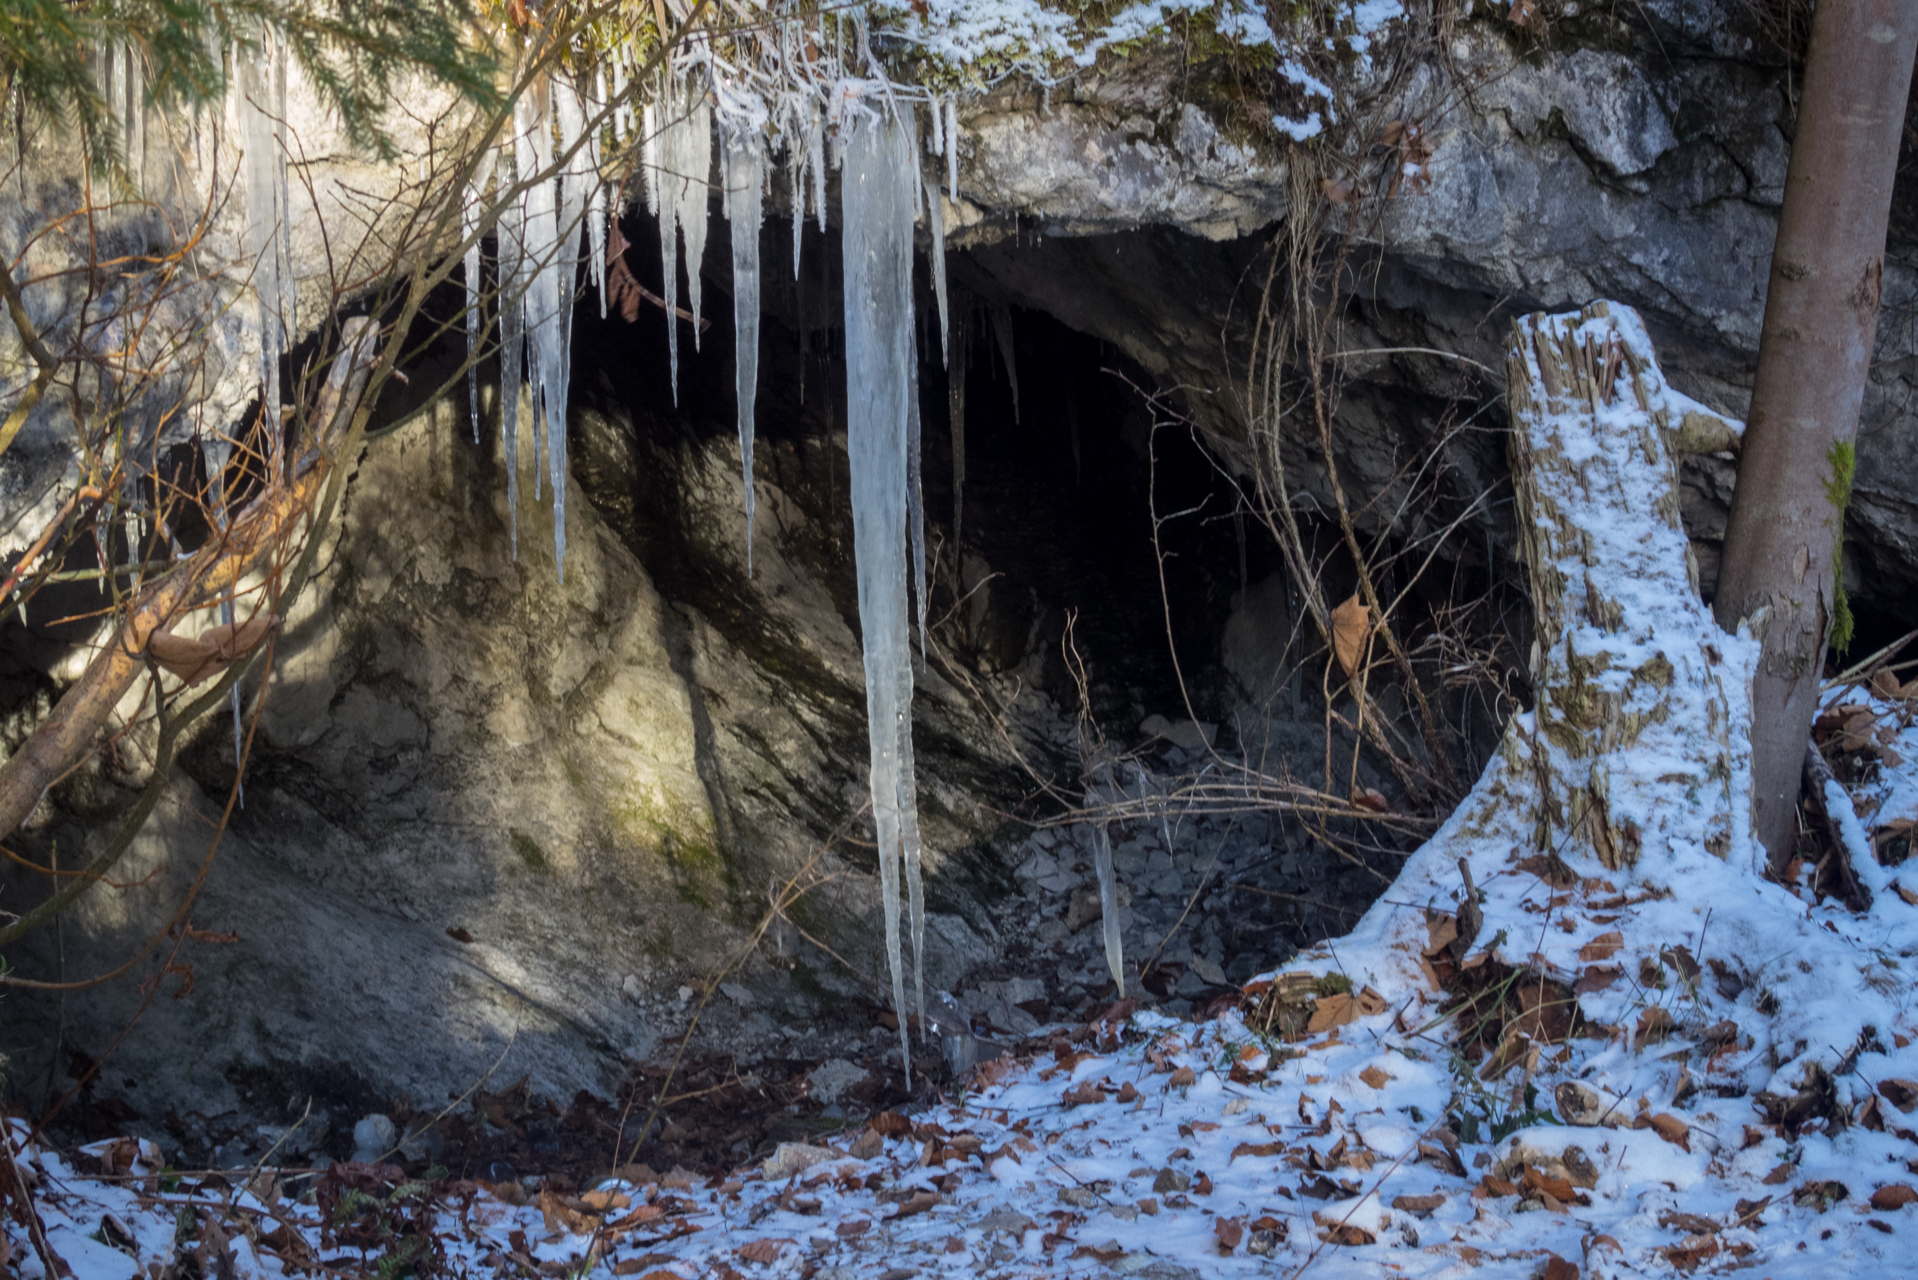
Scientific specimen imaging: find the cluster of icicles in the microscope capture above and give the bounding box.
[451,59,976,1076]
[206,31,1089,1073]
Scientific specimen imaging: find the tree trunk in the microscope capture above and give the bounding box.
[1712,0,1918,870]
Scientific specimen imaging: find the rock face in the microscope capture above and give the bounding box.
[4,1,1918,1134]
[2,383,1022,1126]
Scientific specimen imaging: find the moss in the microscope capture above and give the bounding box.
[1825,440,1856,654]
[509,828,549,872]
[1313,971,1353,997]
[615,788,732,913]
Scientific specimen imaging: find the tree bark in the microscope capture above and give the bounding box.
[1713,1,1918,870]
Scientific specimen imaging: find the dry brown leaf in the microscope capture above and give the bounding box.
[578,1189,630,1213]
[736,1239,793,1263]
[1522,1165,1576,1203]
[1878,1078,1918,1113]
[1230,1141,1285,1162]
[1331,595,1371,677]
[1542,1255,1579,1280]
[1358,1064,1392,1090]
[1350,787,1388,813]
[1167,1066,1196,1090]
[147,612,279,685]
[1391,1193,1445,1216]
[1870,1183,1918,1211]
[1579,931,1624,962]
[1639,1112,1691,1151]
[1215,1217,1244,1253]
[1307,994,1355,1034]
[1573,965,1621,995]
[537,1189,596,1236]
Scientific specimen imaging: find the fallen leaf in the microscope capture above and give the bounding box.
[1579,931,1624,962]
[1063,1081,1107,1107]
[1116,1082,1139,1103]
[1542,1255,1579,1280]
[577,1189,630,1213]
[1573,965,1621,995]
[1167,1066,1196,1090]
[1231,1141,1285,1162]
[1522,1165,1576,1203]
[835,1219,871,1239]
[1879,1079,1918,1113]
[1351,786,1388,813]
[1331,594,1370,677]
[1071,1243,1124,1263]
[1391,1193,1445,1216]
[870,1111,913,1137]
[1639,1112,1690,1151]
[1358,1064,1392,1090]
[1215,1217,1244,1252]
[736,1238,793,1263]
[1871,1183,1918,1211]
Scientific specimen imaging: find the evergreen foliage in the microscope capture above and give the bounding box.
[0,0,503,164]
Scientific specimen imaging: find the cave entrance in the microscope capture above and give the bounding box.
[570,209,1421,1010]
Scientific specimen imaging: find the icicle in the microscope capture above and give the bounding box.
[109,42,126,165]
[238,27,287,473]
[653,82,712,398]
[551,76,592,580]
[790,128,807,278]
[927,97,942,158]
[202,436,244,808]
[908,356,926,665]
[945,99,959,203]
[677,95,713,351]
[924,172,948,366]
[578,73,606,321]
[463,151,496,443]
[641,100,662,218]
[125,42,144,185]
[724,127,763,576]
[1094,816,1126,998]
[498,143,525,558]
[991,305,1020,423]
[948,291,968,551]
[273,38,294,340]
[515,78,552,504]
[809,112,827,234]
[841,105,923,1079]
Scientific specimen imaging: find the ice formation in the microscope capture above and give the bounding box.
[236,28,294,470]
[990,304,1020,422]
[840,105,927,1076]
[947,291,969,549]
[496,139,525,558]
[652,84,713,401]
[723,127,764,574]
[463,152,496,443]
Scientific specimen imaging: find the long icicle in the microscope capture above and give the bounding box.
[516,74,552,504]
[550,75,590,580]
[841,104,919,1081]
[498,138,525,558]
[925,171,948,366]
[464,150,496,443]
[991,304,1020,424]
[948,288,968,554]
[907,346,926,665]
[725,125,764,576]
[238,26,285,474]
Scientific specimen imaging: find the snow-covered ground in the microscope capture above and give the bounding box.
[8,686,1916,1279]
